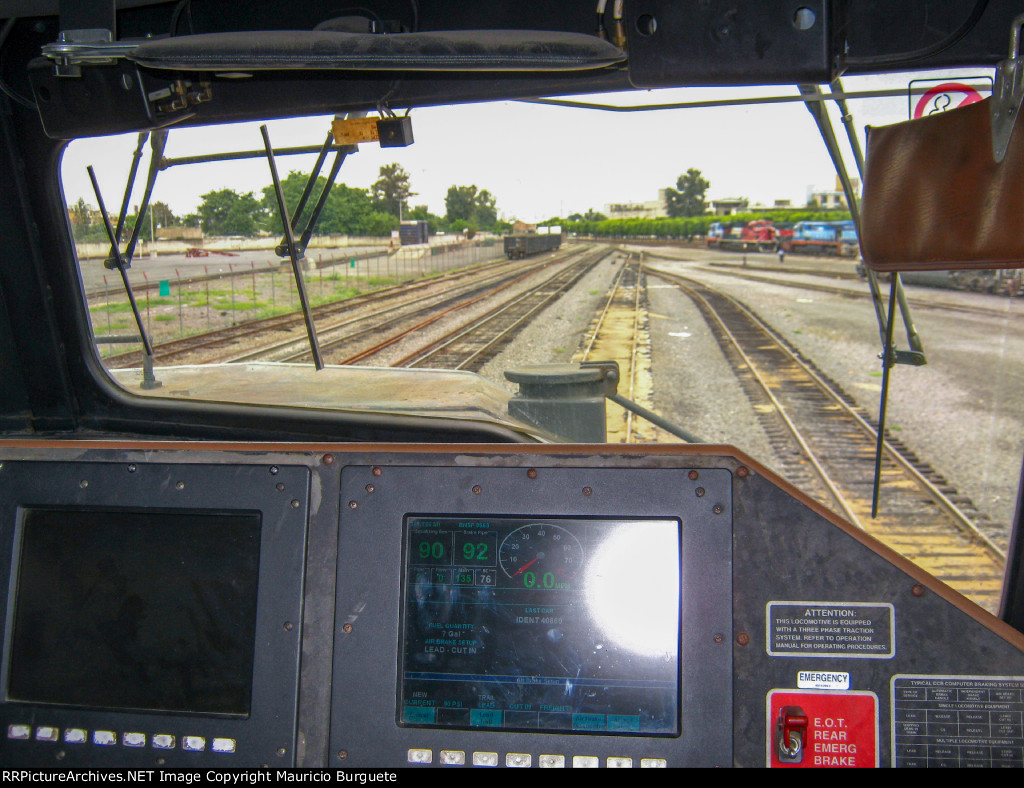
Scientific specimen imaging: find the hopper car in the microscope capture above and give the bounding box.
[504,233,563,259]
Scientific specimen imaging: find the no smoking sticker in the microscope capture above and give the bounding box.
[908,77,991,119]
[767,689,879,768]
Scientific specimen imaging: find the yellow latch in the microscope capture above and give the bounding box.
[331,116,381,145]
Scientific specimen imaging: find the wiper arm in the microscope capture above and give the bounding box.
[274,114,364,260]
[87,165,154,361]
[261,125,324,370]
[113,131,149,251]
[803,81,926,365]
[121,131,168,270]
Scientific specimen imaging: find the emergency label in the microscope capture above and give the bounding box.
[767,601,894,658]
[892,675,1024,767]
[798,671,850,690]
[767,689,879,768]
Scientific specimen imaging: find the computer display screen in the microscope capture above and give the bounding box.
[7,508,262,716]
[399,516,681,735]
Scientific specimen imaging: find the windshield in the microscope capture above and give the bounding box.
[63,70,1020,611]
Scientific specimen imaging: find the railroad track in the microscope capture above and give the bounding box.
[229,252,571,365]
[103,252,568,368]
[575,260,663,443]
[390,247,609,370]
[652,270,1007,613]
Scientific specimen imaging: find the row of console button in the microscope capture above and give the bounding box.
[408,749,666,767]
[8,726,235,753]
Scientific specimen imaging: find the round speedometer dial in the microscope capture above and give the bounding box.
[498,523,584,590]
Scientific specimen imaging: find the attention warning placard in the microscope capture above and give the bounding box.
[767,601,895,658]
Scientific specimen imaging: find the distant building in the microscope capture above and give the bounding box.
[605,189,669,220]
[711,197,749,216]
[512,220,537,234]
[156,226,202,240]
[807,176,859,210]
[750,199,794,212]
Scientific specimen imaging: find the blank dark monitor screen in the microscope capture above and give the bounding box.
[7,508,261,716]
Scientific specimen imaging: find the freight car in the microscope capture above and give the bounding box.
[504,233,562,259]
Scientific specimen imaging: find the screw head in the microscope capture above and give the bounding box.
[737,632,750,646]
[688,470,699,480]
[322,454,335,465]
[736,466,749,478]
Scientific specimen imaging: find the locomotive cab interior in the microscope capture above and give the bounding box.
[4,0,1024,770]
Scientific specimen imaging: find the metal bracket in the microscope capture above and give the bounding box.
[991,14,1024,163]
[893,349,927,367]
[42,29,137,77]
[579,360,621,397]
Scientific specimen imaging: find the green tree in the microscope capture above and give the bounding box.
[665,168,710,218]
[445,184,498,230]
[70,198,92,227]
[371,163,415,220]
[150,201,178,229]
[407,204,445,234]
[261,172,394,236]
[197,189,264,236]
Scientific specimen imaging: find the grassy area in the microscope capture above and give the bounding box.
[87,244,504,350]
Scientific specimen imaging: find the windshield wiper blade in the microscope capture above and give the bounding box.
[800,82,928,518]
[87,164,154,361]
[261,124,324,370]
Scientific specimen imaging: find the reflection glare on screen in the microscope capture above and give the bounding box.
[584,523,680,657]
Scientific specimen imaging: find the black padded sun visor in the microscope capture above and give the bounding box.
[128,30,627,72]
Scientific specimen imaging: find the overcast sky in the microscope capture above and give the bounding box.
[61,68,992,224]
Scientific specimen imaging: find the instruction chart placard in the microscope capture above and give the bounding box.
[892,675,1024,767]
